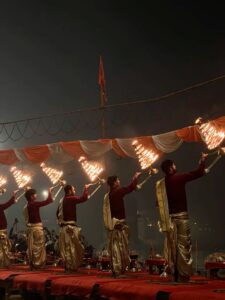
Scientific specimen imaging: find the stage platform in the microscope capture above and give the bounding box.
[1,264,225,300]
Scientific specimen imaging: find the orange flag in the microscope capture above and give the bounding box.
[98,56,108,106]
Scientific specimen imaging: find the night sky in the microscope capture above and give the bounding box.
[0,1,225,263]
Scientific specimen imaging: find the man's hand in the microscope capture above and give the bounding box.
[149,167,158,175]
[99,178,106,185]
[59,179,67,187]
[13,190,20,197]
[84,184,92,189]
[133,172,142,180]
[200,152,208,162]
[48,187,53,193]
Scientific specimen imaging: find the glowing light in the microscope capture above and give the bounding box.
[132,140,159,170]
[40,163,63,185]
[196,118,225,150]
[0,176,7,189]
[10,166,31,189]
[78,156,104,182]
[42,190,49,198]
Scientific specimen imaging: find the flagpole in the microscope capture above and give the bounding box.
[99,56,107,139]
[98,56,107,245]
[100,93,106,138]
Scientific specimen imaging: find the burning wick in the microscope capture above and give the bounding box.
[40,163,63,185]
[40,163,65,201]
[78,156,104,182]
[0,176,7,189]
[132,140,159,170]
[0,176,7,195]
[196,118,225,150]
[10,167,31,189]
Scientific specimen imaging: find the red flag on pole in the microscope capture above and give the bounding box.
[98,56,107,106]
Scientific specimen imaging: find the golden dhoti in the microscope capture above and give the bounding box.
[59,225,84,271]
[0,229,11,268]
[107,221,130,275]
[164,212,192,278]
[27,223,46,269]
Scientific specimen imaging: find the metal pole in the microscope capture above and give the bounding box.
[101,105,106,139]
[195,239,198,274]
[205,154,222,173]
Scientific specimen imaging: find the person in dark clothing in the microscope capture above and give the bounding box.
[0,191,18,268]
[57,184,91,272]
[103,172,141,276]
[156,153,208,282]
[24,188,53,270]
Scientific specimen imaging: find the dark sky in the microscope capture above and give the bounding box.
[0,1,225,262]
[0,1,225,121]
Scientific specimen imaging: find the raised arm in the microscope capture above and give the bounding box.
[34,190,53,208]
[72,186,89,204]
[180,153,207,183]
[0,195,16,210]
[120,172,141,196]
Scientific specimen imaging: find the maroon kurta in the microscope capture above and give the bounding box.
[165,161,205,214]
[0,196,16,230]
[60,188,88,222]
[109,178,138,220]
[27,194,53,224]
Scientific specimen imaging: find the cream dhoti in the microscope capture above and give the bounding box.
[0,229,12,268]
[58,224,84,271]
[103,184,137,275]
[26,223,46,268]
[107,220,130,275]
[164,212,192,277]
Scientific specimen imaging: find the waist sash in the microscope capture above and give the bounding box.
[156,178,172,232]
[103,193,121,231]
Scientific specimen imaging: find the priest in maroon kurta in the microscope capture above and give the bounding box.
[57,184,90,272]
[24,188,53,270]
[0,192,17,268]
[103,172,141,276]
[158,153,207,282]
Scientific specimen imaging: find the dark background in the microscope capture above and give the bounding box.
[0,1,225,264]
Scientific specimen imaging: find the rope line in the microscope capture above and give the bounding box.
[0,74,224,143]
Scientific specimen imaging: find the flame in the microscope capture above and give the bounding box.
[40,163,63,185]
[0,176,7,189]
[196,119,225,150]
[10,166,31,189]
[132,140,159,170]
[78,157,103,182]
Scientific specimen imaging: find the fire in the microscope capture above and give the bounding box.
[196,119,225,150]
[78,156,103,182]
[40,163,63,185]
[132,140,159,170]
[10,166,31,189]
[0,176,7,189]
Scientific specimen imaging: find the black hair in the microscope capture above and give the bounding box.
[160,159,174,174]
[25,188,37,200]
[64,184,73,195]
[107,176,118,188]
